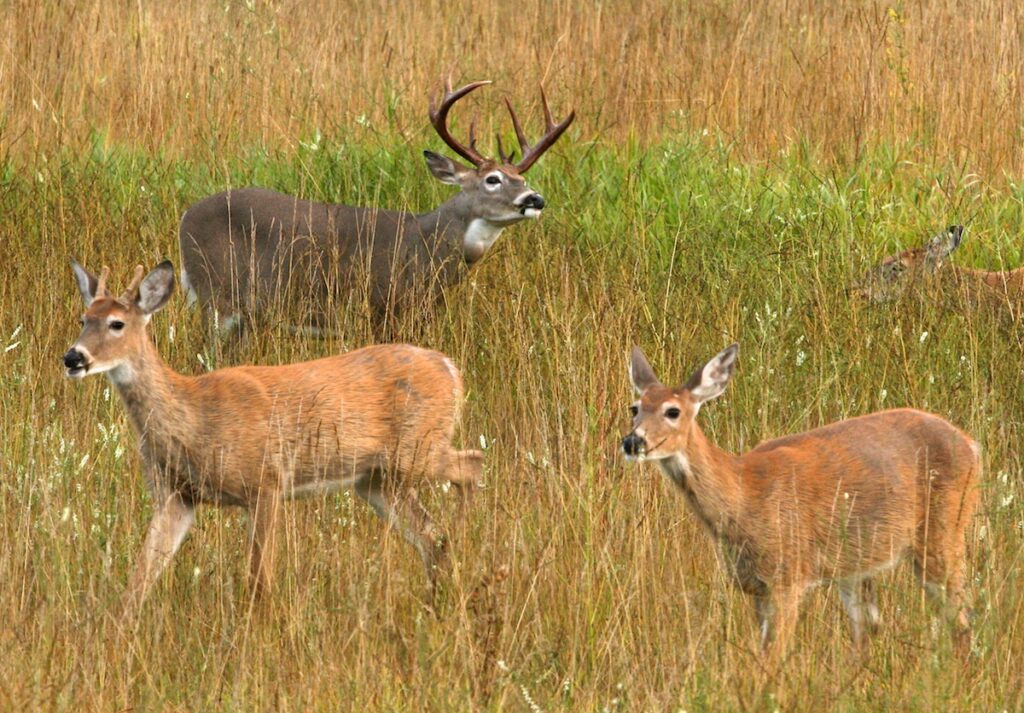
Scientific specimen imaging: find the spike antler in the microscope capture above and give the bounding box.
[119,265,145,304]
[428,76,492,167]
[95,266,112,297]
[504,88,575,173]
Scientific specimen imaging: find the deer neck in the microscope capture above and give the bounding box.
[106,336,194,447]
[420,195,506,265]
[659,423,745,541]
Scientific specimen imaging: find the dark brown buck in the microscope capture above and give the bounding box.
[178,79,574,338]
[622,344,979,663]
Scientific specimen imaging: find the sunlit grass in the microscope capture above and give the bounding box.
[2,1,1024,709]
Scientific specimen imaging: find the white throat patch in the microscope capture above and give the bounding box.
[463,219,505,259]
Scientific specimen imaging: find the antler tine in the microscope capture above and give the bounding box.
[495,134,510,164]
[504,97,530,157]
[540,87,554,128]
[511,87,576,174]
[120,265,145,303]
[95,266,111,297]
[427,79,492,166]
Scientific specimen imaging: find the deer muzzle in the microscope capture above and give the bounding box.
[621,433,646,459]
[516,192,545,218]
[63,347,89,378]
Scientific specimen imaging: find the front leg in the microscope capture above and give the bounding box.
[122,491,195,621]
[248,488,282,601]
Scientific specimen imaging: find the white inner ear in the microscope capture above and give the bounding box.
[629,363,650,395]
[73,266,95,305]
[691,356,731,403]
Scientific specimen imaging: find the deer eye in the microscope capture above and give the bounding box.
[665,407,681,420]
[629,405,639,417]
[485,174,502,186]
[78,318,85,327]
[109,320,126,332]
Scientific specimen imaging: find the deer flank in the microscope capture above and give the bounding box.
[178,78,574,340]
[622,343,979,662]
[64,261,483,617]
[859,224,1024,307]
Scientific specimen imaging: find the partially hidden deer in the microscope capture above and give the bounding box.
[178,78,574,340]
[63,261,483,617]
[859,224,1024,306]
[621,343,979,661]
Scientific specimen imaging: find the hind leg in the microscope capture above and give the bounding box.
[838,578,881,651]
[914,549,972,658]
[354,475,448,603]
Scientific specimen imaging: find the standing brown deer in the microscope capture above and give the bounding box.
[621,343,979,662]
[178,79,574,339]
[859,224,1024,306]
[63,260,483,616]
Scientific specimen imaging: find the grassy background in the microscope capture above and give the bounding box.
[2,0,1024,709]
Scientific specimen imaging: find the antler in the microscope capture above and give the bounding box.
[505,88,575,173]
[119,265,145,304]
[95,266,112,297]
[428,77,492,167]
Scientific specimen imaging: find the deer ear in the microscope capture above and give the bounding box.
[424,150,471,186]
[136,261,176,315]
[924,225,964,271]
[684,343,739,404]
[629,346,661,394]
[71,261,98,306]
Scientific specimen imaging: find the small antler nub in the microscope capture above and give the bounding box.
[120,265,145,304]
[95,266,112,298]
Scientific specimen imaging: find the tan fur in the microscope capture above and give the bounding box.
[859,225,1024,307]
[66,263,483,618]
[624,345,979,663]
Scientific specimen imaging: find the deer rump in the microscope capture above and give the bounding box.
[179,187,466,330]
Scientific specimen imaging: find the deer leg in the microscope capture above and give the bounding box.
[915,555,972,658]
[838,577,878,651]
[861,579,882,635]
[248,488,283,601]
[354,476,447,602]
[760,585,803,667]
[122,492,195,621]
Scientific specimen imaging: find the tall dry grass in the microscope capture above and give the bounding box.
[4,0,1024,175]
[2,1,1024,710]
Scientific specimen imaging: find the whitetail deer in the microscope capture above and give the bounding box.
[63,261,483,617]
[178,78,574,339]
[622,344,978,661]
[859,224,1024,306]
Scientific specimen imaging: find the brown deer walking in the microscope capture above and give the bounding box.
[621,343,978,662]
[859,224,1024,306]
[178,78,574,339]
[63,261,483,617]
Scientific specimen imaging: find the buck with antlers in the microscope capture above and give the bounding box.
[858,224,1024,306]
[622,344,978,662]
[178,79,574,339]
[63,261,483,616]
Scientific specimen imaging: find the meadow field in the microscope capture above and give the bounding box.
[2,1,1024,709]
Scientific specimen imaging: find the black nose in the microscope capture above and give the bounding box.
[63,348,85,369]
[621,434,645,457]
[523,193,545,210]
